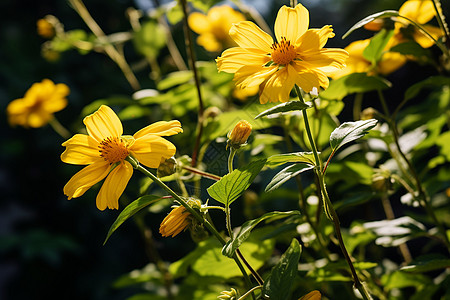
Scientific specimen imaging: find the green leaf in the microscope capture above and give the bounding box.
[266,152,317,168]
[254,100,311,119]
[401,256,450,273]
[222,211,300,258]
[104,195,165,245]
[404,76,450,102]
[262,238,302,300]
[363,29,395,63]
[330,119,378,152]
[207,159,266,206]
[157,71,193,90]
[381,271,431,290]
[320,73,392,100]
[343,10,399,39]
[390,41,432,58]
[265,164,314,192]
[133,20,166,58]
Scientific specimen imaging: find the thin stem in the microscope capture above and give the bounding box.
[49,118,71,139]
[353,93,363,121]
[182,165,222,181]
[179,0,205,167]
[294,85,321,170]
[231,0,272,35]
[431,0,450,47]
[238,285,263,300]
[125,157,255,288]
[236,249,264,285]
[68,0,140,90]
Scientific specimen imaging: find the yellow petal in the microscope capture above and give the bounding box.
[188,12,211,34]
[413,24,443,48]
[130,136,176,168]
[300,48,349,70]
[41,83,70,112]
[234,65,278,88]
[63,160,110,200]
[133,120,182,139]
[275,4,309,43]
[28,110,53,128]
[61,134,101,165]
[293,70,320,93]
[259,66,296,103]
[96,161,133,210]
[298,290,321,300]
[197,33,222,52]
[217,47,270,73]
[399,0,435,24]
[229,21,273,52]
[297,27,335,53]
[83,105,123,142]
[378,52,407,75]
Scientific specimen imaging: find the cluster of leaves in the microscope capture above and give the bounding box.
[23,0,450,299]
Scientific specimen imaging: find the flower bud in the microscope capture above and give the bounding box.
[227,120,252,150]
[159,198,202,238]
[157,156,177,178]
[218,288,239,300]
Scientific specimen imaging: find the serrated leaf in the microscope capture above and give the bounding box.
[262,238,302,300]
[266,164,314,192]
[104,195,165,245]
[254,100,310,119]
[320,73,391,100]
[343,10,399,39]
[330,119,378,152]
[363,29,395,63]
[207,159,266,206]
[222,211,300,258]
[266,152,317,168]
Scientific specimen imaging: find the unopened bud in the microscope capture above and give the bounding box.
[361,107,378,120]
[227,120,252,150]
[157,156,177,178]
[218,288,239,300]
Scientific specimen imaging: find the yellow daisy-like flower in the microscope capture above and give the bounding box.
[329,39,407,79]
[61,105,182,211]
[216,3,348,104]
[188,5,246,52]
[394,0,444,48]
[7,79,69,128]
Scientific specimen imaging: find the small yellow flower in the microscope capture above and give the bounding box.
[394,0,444,48]
[329,39,406,79]
[7,79,69,128]
[37,18,55,39]
[188,5,246,52]
[216,4,348,103]
[159,199,201,237]
[227,120,252,149]
[61,105,182,210]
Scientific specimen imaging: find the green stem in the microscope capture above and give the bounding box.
[431,0,450,48]
[49,118,71,139]
[238,285,263,300]
[125,157,253,288]
[295,85,371,299]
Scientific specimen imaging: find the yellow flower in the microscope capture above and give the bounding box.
[159,199,201,237]
[7,79,69,128]
[394,0,444,48]
[227,120,252,149]
[216,3,348,104]
[37,18,55,39]
[329,39,407,79]
[61,105,182,210]
[188,5,246,52]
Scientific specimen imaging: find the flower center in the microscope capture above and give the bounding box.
[271,37,296,65]
[98,136,129,164]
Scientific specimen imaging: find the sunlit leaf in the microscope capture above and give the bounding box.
[262,238,302,300]
[381,271,431,290]
[266,152,317,168]
[363,29,395,63]
[320,73,391,101]
[157,71,193,90]
[207,159,266,206]
[343,10,399,39]
[104,195,165,245]
[254,100,310,119]
[133,20,166,58]
[401,256,450,273]
[265,164,314,192]
[222,211,300,258]
[330,119,378,152]
[404,76,450,101]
